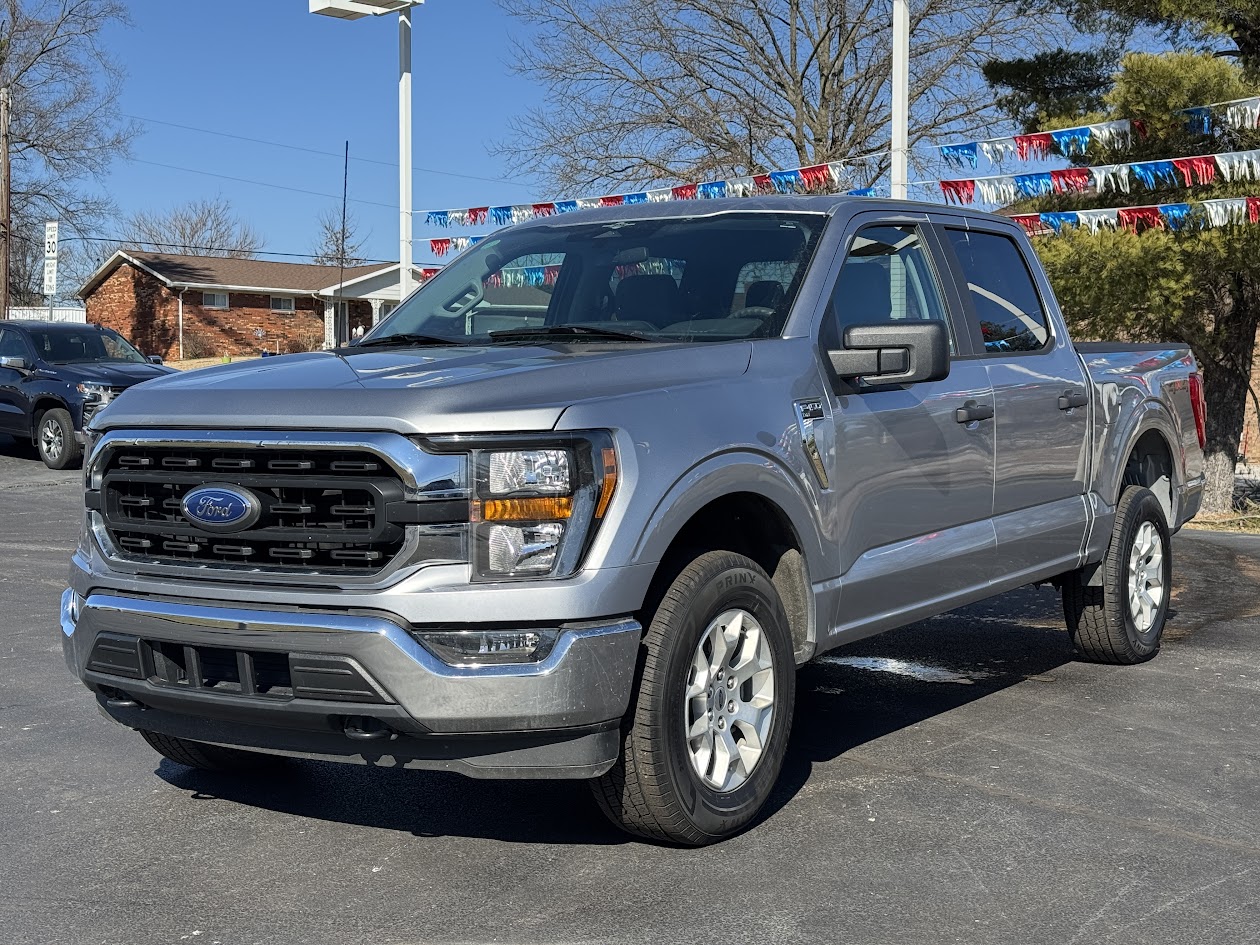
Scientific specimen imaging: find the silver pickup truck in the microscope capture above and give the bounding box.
[61,197,1206,845]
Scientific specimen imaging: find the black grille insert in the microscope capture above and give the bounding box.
[87,636,394,705]
[98,446,415,574]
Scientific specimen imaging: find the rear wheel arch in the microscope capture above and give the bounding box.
[1119,428,1176,525]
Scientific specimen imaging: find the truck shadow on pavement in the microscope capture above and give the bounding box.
[765,585,1079,822]
[154,587,1088,845]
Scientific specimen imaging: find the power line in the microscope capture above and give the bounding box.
[126,114,532,189]
[62,233,398,264]
[128,158,400,210]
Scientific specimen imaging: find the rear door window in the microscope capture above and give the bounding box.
[945,229,1050,353]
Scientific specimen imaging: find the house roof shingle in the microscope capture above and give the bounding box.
[123,252,394,292]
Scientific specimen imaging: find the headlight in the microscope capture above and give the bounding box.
[428,432,618,582]
[76,382,112,402]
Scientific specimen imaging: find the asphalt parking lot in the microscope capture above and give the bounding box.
[2,432,1258,945]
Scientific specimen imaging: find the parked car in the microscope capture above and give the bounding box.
[0,320,174,468]
[59,197,1206,845]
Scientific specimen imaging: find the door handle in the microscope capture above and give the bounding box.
[1057,388,1089,410]
[954,400,994,424]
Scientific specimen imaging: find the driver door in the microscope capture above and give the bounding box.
[0,328,33,436]
[819,218,997,636]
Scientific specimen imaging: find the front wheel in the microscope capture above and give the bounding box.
[1063,486,1172,664]
[35,407,82,470]
[593,550,796,845]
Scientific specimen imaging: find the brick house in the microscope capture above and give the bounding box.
[78,251,435,359]
[1242,339,1260,467]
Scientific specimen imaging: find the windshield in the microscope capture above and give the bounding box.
[364,211,826,346]
[28,327,148,364]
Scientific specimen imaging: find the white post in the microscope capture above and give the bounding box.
[398,7,414,301]
[323,297,336,348]
[370,298,383,326]
[890,0,909,200]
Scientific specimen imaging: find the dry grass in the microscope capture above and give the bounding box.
[1186,500,1260,534]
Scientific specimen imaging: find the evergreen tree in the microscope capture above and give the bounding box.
[987,51,1260,513]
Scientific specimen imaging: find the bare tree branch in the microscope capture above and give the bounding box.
[0,0,137,302]
[309,206,367,267]
[494,0,1054,193]
[120,196,262,258]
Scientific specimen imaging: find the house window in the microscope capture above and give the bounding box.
[380,302,397,318]
[202,292,228,309]
[270,296,295,313]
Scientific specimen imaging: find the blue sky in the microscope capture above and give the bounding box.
[98,0,543,266]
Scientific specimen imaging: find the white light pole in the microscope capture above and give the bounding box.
[310,0,421,300]
[890,0,909,200]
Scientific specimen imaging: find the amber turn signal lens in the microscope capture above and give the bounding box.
[595,447,617,519]
[474,495,573,523]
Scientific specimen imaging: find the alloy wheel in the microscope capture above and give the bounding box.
[1127,520,1165,632]
[683,608,776,793]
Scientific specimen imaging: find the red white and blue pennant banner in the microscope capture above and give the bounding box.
[937,148,1260,205]
[1179,96,1260,134]
[423,160,882,229]
[1012,196,1260,236]
[428,236,485,257]
[938,121,1133,168]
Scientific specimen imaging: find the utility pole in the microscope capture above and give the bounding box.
[397,6,413,301]
[890,0,909,200]
[1,87,11,319]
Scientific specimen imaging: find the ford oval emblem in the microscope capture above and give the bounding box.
[180,484,261,532]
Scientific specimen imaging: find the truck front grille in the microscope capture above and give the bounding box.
[89,436,468,580]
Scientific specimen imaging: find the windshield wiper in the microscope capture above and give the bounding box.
[354,332,464,348]
[487,325,655,343]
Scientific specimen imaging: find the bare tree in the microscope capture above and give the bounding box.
[1,0,136,303]
[310,206,367,267]
[121,196,262,258]
[496,0,1053,192]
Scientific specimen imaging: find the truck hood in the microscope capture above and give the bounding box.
[93,342,753,435]
[37,361,176,387]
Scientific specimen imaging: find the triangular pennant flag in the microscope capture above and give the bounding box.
[1076,209,1120,233]
[940,143,979,168]
[1049,127,1091,157]
[1091,165,1132,194]
[1201,198,1249,226]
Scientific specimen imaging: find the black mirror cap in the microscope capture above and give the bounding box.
[828,321,950,385]
[147,355,163,365]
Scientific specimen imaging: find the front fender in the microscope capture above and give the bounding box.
[631,450,827,571]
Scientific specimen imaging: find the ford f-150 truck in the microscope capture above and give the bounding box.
[61,197,1207,845]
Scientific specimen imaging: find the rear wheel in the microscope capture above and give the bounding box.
[1063,486,1172,664]
[592,550,795,845]
[139,730,287,772]
[35,407,81,470]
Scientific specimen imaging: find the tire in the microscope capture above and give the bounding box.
[139,730,287,772]
[593,550,796,845]
[1063,486,1172,664]
[35,407,82,470]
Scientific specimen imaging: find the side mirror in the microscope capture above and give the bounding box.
[828,321,949,386]
[147,355,163,365]
[0,356,28,371]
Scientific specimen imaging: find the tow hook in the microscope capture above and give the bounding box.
[342,716,392,741]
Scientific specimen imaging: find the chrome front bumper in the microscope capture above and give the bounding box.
[62,590,641,778]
